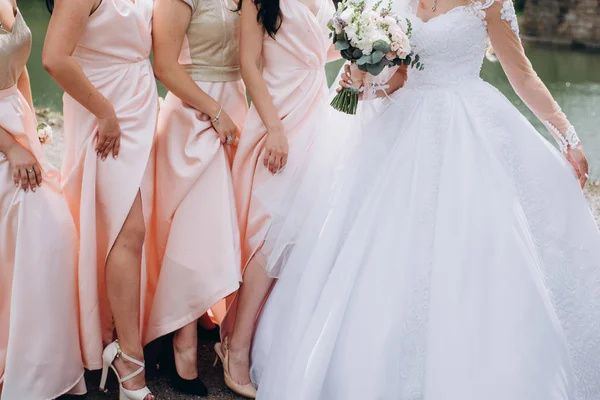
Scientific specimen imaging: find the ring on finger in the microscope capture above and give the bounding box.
[27,168,34,173]
[226,136,235,144]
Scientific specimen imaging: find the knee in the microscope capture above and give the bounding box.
[119,218,146,254]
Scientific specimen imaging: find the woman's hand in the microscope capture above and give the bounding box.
[263,126,288,174]
[565,146,589,188]
[211,109,239,145]
[6,142,43,192]
[96,112,121,161]
[337,64,367,99]
[338,64,408,99]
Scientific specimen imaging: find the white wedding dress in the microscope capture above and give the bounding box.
[250,1,600,399]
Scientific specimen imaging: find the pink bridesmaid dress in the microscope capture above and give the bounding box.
[232,0,335,269]
[0,10,85,399]
[144,0,245,343]
[60,0,158,370]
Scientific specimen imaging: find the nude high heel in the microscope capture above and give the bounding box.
[214,338,257,399]
[99,340,153,400]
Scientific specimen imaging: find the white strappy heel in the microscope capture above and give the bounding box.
[99,340,153,400]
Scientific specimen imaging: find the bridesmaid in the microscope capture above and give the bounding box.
[145,0,245,395]
[0,0,85,398]
[42,0,157,399]
[218,0,337,396]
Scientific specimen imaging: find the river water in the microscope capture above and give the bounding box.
[20,0,600,178]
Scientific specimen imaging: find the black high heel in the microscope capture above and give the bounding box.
[160,334,208,397]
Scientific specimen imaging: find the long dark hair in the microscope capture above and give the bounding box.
[237,0,282,38]
[45,0,54,13]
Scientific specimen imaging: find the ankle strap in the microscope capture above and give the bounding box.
[117,343,146,383]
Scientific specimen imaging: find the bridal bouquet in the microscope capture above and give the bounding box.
[328,0,423,114]
[37,122,53,145]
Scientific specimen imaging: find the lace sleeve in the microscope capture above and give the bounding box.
[484,0,580,152]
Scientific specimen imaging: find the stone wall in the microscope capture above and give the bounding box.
[522,0,600,48]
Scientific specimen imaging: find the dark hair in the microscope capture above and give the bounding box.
[237,0,282,38]
[46,0,54,13]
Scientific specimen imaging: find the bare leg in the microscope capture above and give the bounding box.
[227,256,274,385]
[106,192,154,400]
[173,321,199,380]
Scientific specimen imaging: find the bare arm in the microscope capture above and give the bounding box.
[16,67,33,110]
[152,0,238,143]
[42,0,121,159]
[240,0,287,173]
[0,126,19,154]
[240,0,281,135]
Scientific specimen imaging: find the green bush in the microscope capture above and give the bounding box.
[514,0,525,13]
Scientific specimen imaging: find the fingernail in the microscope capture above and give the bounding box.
[32,187,36,192]
[113,155,118,160]
[102,156,106,161]
[24,188,28,192]
[15,182,19,187]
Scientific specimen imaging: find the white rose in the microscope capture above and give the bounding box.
[398,32,412,53]
[340,8,354,23]
[383,16,397,25]
[344,24,358,42]
[356,37,374,55]
[362,10,378,22]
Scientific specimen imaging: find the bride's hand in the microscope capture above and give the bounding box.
[337,64,367,99]
[263,125,288,174]
[565,146,589,188]
[337,64,363,99]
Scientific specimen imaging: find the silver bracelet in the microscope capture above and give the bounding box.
[212,105,223,124]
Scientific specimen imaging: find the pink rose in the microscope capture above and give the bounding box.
[391,42,400,52]
[396,49,409,59]
[385,51,396,61]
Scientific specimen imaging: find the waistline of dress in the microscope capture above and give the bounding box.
[0,84,18,99]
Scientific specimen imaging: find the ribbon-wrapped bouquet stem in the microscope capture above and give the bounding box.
[329,0,423,114]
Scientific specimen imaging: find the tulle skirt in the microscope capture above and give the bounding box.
[250,79,600,400]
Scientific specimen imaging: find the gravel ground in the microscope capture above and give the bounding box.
[38,107,599,400]
[59,338,245,400]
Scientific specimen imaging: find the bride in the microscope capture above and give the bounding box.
[248,0,600,399]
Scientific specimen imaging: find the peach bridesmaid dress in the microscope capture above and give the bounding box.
[60,0,158,370]
[144,0,245,344]
[0,9,85,399]
[232,0,335,268]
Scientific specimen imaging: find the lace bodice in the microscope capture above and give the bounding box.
[402,0,579,149]
[404,3,489,89]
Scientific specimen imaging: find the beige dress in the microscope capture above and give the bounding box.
[0,9,85,399]
[144,0,246,344]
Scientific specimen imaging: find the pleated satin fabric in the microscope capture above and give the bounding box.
[231,0,335,268]
[0,85,86,400]
[60,0,158,370]
[145,79,246,343]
